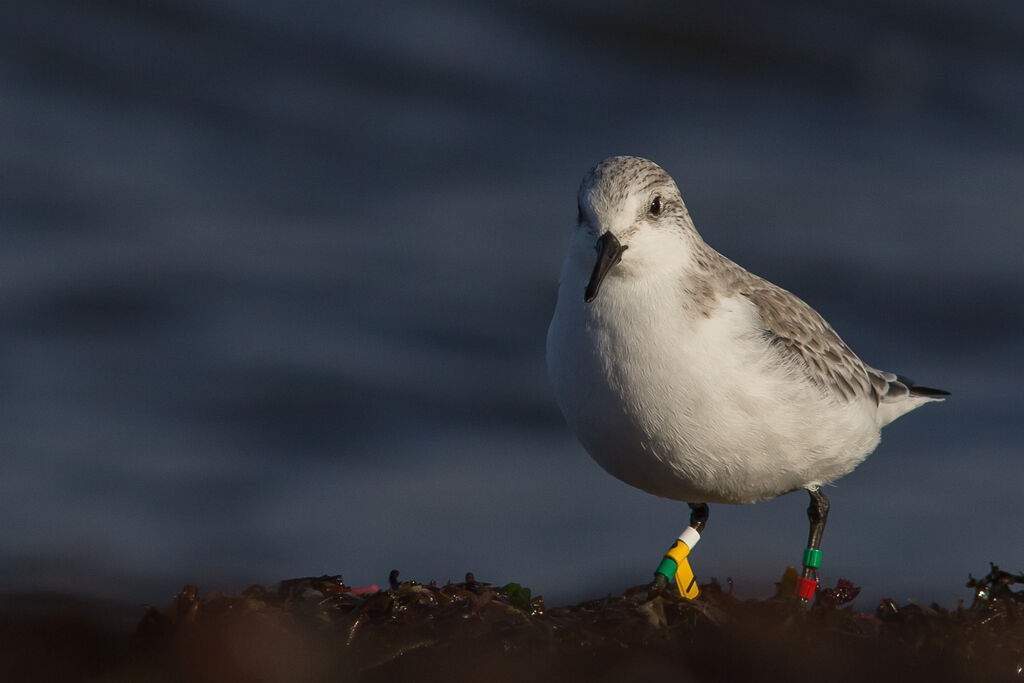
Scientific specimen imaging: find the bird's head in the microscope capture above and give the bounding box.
[574,156,702,303]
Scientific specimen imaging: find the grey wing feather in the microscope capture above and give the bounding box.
[706,252,945,406]
[734,275,874,402]
[869,371,910,401]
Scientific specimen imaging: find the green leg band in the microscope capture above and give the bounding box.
[655,557,679,581]
[803,548,822,568]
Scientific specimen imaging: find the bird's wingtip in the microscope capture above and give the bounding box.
[909,385,950,399]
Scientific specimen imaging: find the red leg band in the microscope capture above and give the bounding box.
[796,577,817,600]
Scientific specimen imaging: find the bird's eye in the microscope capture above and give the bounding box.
[649,195,662,216]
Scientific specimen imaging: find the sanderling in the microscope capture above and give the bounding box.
[546,156,947,601]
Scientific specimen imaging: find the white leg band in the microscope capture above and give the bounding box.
[678,526,701,549]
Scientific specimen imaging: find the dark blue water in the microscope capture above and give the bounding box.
[1,1,1022,609]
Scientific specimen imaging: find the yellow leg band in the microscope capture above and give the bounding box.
[664,540,699,599]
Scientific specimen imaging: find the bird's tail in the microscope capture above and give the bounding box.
[897,375,950,399]
[874,371,949,426]
[908,385,950,398]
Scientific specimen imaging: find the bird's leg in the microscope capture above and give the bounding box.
[796,488,830,602]
[688,502,709,533]
[650,503,708,598]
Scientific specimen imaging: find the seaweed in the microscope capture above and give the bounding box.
[7,566,1024,682]
[118,566,1024,683]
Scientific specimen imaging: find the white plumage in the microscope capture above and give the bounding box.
[546,156,945,506]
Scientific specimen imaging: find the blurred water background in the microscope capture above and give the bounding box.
[1,0,1022,610]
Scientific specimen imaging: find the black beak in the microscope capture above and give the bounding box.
[584,232,628,303]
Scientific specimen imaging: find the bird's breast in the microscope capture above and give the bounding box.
[546,261,878,503]
[547,265,729,498]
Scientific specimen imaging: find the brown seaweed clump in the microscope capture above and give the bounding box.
[110,566,1024,683]
[6,565,1024,683]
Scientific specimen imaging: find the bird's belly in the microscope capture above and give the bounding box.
[547,282,878,504]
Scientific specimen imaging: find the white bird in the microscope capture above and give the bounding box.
[546,156,947,600]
